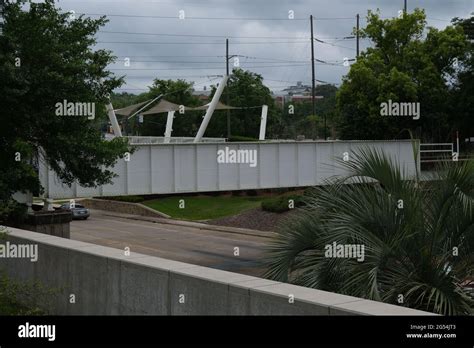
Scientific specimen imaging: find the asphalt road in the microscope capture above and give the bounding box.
[70,210,270,277]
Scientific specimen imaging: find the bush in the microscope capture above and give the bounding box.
[0,273,50,315]
[271,187,290,194]
[228,135,258,142]
[261,195,305,213]
[303,186,316,196]
[100,195,145,203]
[203,191,222,197]
[0,199,27,225]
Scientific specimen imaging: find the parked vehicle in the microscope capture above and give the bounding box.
[60,203,90,220]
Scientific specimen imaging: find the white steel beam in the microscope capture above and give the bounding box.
[194,76,229,143]
[106,102,122,137]
[259,105,268,141]
[164,111,175,143]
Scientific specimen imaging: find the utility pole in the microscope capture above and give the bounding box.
[226,38,231,139]
[310,15,317,138]
[356,14,360,58]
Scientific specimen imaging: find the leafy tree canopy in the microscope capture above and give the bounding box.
[128,79,201,137]
[0,0,130,203]
[336,9,472,142]
[208,69,278,139]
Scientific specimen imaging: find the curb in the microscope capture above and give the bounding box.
[79,198,170,218]
[95,210,277,239]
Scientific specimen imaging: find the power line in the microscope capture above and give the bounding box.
[100,30,311,40]
[115,55,223,58]
[123,75,223,78]
[81,12,308,20]
[108,63,351,71]
[110,59,323,64]
[80,12,357,21]
[314,38,357,51]
[100,30,359,43]
[109,64,310,71]
[69,11,461,24]
[426,17,453,22]
[97,40,310,45]
[113,54,344,64]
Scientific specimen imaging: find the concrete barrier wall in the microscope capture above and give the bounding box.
[79,198,170,218]
[39,140,418,199]
[0,228,433,315]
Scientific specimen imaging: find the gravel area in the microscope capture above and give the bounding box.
[207,207,297,232]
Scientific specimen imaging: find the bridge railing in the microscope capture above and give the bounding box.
[125,136,226,144]
[420,143,454,163]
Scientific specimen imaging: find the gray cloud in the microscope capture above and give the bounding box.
[55,0,473,93]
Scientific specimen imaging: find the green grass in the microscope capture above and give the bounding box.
[0,275,47,315]
[143,195,267,220]
[0,295,36,315]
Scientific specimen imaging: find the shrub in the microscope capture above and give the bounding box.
[245,190,259,196]
[100,195,145,203]
[0,273,51,315]
[261,195,305,213]
[0,199,27,225]
[265,148,474,315]
[271,187,290,194]
[228,135,258,142]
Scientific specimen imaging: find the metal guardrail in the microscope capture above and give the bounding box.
[420,143,454,163]
[125,136,226,144]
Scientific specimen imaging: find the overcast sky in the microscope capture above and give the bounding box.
[54,0,473,94]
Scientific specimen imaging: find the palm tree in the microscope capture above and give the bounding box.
[264,147,474,315]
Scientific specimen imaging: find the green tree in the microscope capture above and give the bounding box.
[137,79,201,137]
[451,15,474,143]
[265,148,474,315]
[111,92,141,110]
[279,84,338,140]
[0,1,129,205]
[336,9,470,142]
[207,69,278,139]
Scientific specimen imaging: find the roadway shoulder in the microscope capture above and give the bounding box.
[92,209,277,239]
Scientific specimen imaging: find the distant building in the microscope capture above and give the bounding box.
[281,81,312,96]
[192,86,212,102]
[273,81,324,108]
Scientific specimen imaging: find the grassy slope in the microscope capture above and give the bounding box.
[143,195,267,220]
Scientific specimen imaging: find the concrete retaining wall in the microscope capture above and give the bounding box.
[19,211,72,239]
[0,227,433,316]
[79,198,170,218]
[39,140,419,199]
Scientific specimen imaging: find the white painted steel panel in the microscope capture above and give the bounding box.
[278,144,298,187]
[197,144,218,191]
[259,144,278,188]
[39,140,418,199]
[216,144,239,191]
[238,144,259,189]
